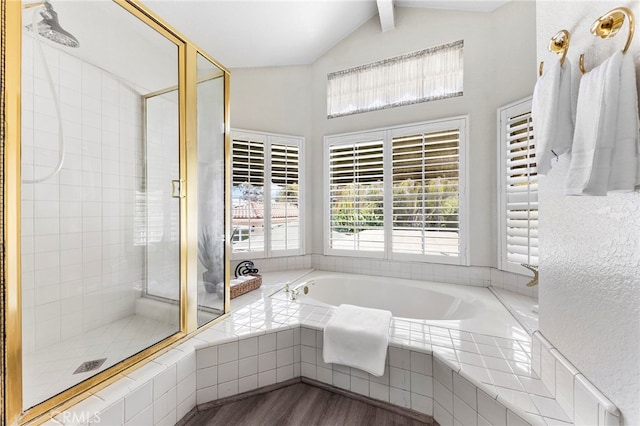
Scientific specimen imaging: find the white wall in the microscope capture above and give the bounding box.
[230,65,314,250]
[536,2,640,425]
[21,37,144,351]
[230,66,313,137]
[231,2,536,267]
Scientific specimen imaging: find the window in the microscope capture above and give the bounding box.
[498,98,538,272]
[392,128,461,257]
[231,130,303,258]
[328,135,385,253]
[325,117,467,265]
[327,40,463,118]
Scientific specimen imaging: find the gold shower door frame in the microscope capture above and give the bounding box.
[0,0,232,424]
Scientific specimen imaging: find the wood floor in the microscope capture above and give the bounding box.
[184,383,429,426]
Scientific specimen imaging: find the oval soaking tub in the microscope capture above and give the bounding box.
[290,270,527,338]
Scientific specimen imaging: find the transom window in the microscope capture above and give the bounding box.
[324,117,468,265]
[327,40,463,118]
[231,130,304,258]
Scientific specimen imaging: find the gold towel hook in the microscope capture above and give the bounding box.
[539,29,571,76]
[550,29,571,64]
[591,7,635,53]
[580,7,635,74]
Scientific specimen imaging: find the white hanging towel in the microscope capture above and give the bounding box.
[533,59,577,175]
[566,51,639,195]
[323,304,392,377]
[608,53,640,191]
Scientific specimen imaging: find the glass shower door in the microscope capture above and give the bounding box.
[144,90,181,302]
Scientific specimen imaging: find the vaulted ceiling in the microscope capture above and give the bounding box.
[141,0,511,68]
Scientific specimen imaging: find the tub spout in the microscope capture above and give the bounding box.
[521,264,538,287]
[290,280,315,300]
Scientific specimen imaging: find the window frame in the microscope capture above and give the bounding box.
[324,116,469,265]
[497,97,538,273]
[231,129,304,260]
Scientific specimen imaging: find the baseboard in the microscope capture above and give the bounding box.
[196,377,303,411]
[182,375,436,426]
[177,378,303,426]
[175,407,198,426]
[301,377,436,425]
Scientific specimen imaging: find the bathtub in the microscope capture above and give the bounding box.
[291,270,528,339]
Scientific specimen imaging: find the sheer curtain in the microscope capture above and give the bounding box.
[327,40,463,118]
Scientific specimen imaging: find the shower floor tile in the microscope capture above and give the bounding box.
[22,314,177,409]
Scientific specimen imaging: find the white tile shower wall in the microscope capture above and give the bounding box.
[21,37,144,351]
[531,331,621,426]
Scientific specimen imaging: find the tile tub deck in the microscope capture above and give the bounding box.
[44,269,617,426]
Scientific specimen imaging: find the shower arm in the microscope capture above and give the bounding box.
[21,4,66,184]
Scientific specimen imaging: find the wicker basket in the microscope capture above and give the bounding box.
[230,274,262,299]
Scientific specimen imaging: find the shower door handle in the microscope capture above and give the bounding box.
[171,179,185,198]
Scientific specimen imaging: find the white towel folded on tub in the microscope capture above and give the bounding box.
[533,59,577,175]
[566,51,640,195]
[323,304,392,377]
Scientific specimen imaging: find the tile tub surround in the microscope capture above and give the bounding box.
[45,270,616,426]
[531,331,621,426]
[490,287,539,336]
[232,255,538,299]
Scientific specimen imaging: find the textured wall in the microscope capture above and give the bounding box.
[536,1,640,425]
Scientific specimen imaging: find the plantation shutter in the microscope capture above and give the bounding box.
[270,141,300,252]
[391,129,460,257]
[231,137,265,253]
[328,139,384,252]
[500,99,538,268]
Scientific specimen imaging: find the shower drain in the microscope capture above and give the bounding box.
[73,358,107,374]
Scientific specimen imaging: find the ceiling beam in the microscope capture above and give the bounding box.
[377,0,395,32]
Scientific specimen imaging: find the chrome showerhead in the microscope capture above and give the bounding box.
[25,1,79,48]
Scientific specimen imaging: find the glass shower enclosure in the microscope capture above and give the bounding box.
[144,54,227,325]
[3,0,230,423]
